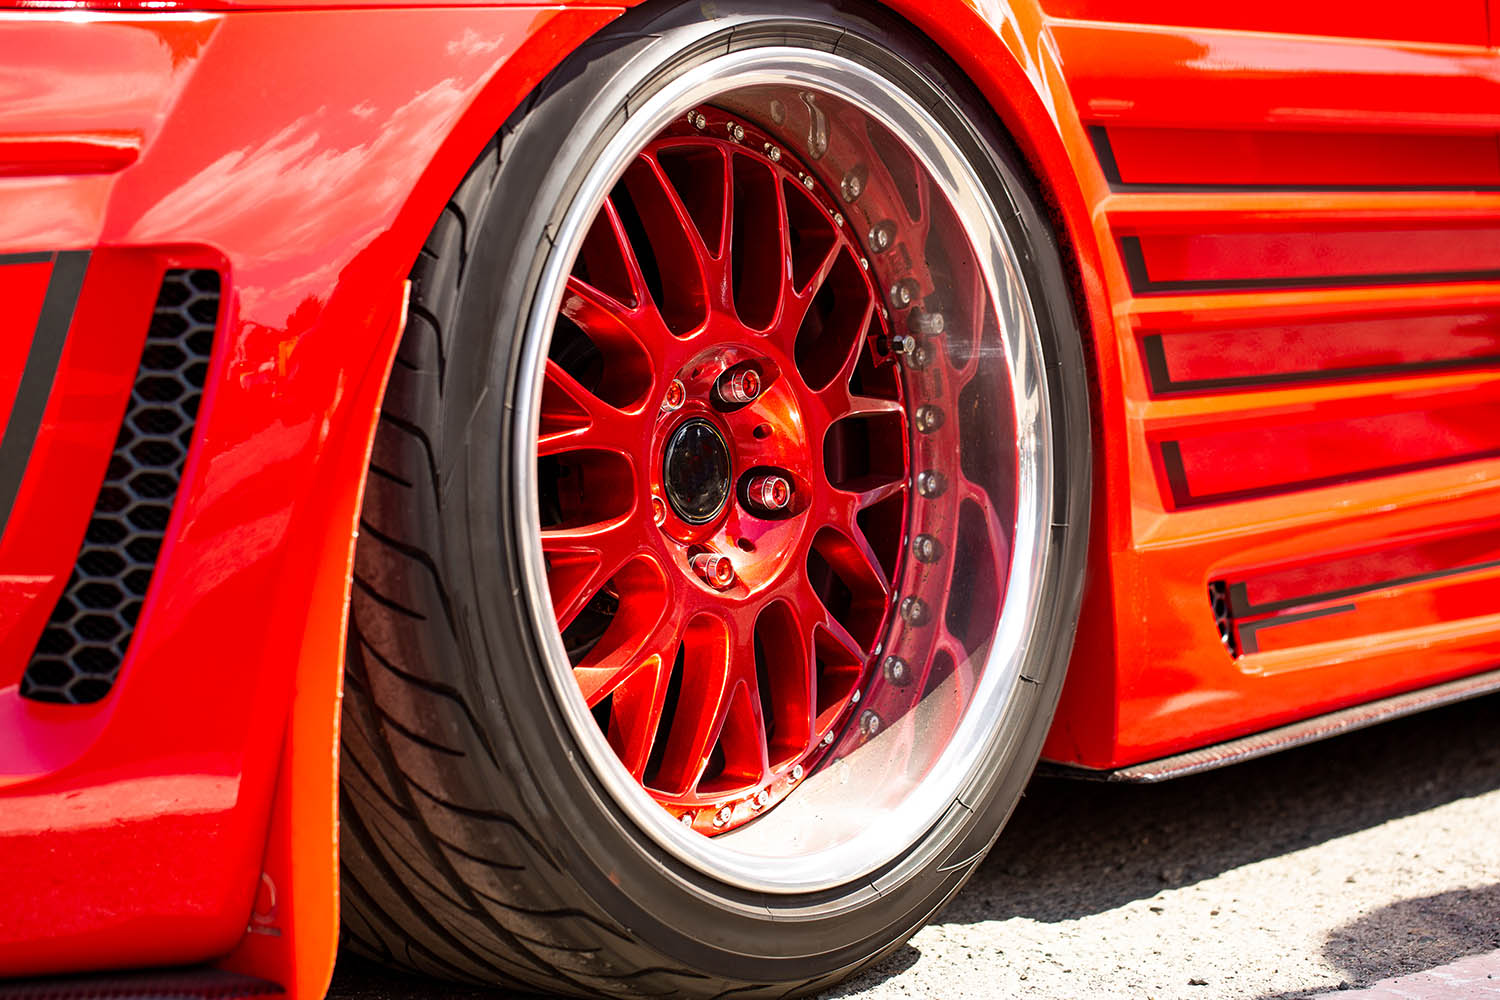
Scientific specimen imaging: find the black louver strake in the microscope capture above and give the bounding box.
[1209,580,1238,659]
[20,269,220,705]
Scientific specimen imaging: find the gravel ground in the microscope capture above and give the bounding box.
[329,693,1500,1000]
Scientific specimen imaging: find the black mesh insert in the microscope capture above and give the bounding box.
[1209,580,1239,658]
[21,269,220,705]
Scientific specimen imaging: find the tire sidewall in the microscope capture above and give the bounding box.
[433,0,1091,982]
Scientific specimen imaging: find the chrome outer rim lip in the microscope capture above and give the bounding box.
[512,47,1053,894]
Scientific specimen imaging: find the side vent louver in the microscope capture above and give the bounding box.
[1209,580,1238,659]
[21,269,220,705]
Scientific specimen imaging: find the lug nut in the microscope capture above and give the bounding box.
[662,378,686,411]
[717,368,761,404]
[651,496,667,525]
[913,533,942,563]
[746,474,792,513]
[692,553,736,590]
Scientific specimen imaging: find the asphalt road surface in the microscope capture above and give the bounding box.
[329,693,1500,1000]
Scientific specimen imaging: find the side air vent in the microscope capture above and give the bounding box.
[21,269,220,705]
[1209,580,1238,658]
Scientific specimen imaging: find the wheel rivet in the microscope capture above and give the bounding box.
[841,166,866,202]
[680,812,695,827]
[868,222,895,253]
[764,143,782,162]
[692,553,736,589]
[651,496,667,525]
[753,789,770,809]
[821,731,834,746]
[890,278,919,309]
[883,656,909,685]
[662,378,686,411]
[713,805,732,827]
[688,110,707,130]
[900,596,930,626]
[727,121,745,143]
[860,710,881,738]
[913,533,942,563]
[916,470,946,497]
[717,368,761,404]
[850,688,861,704]
[909,310,945,335]
[790,764,804,782]
[833,212,844,227]
[801,173,815,191]
[908,345,929,370]
[915,405,944,433]
[747,474,793,513]
[859,257,869,270]
[889,333,917,355]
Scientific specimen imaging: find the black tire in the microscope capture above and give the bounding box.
[337,1,1092,996]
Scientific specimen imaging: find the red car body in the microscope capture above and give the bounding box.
[2,0,1498,995]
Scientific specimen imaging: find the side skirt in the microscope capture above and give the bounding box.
[1040,667,1500,783]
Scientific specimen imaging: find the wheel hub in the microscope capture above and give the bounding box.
[662,418,731,524]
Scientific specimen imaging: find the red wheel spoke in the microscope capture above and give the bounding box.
[651,615,735,795]
[849,476,906,511]
[539,359,649,458]
[541,516,640,630]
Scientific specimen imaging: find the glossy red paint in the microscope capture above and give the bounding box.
[1,0,1498,994]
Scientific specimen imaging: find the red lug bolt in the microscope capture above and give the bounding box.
[746,474,792,513]
[691,552,736,590]
[717,368,760,405]
[662,378,686,411]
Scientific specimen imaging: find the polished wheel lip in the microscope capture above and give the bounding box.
[513,47,1053,893]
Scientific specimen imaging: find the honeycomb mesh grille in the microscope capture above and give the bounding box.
[20,269,220,705]
[1209,580,1239,658]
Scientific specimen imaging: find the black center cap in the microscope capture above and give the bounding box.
[663,419,731,524]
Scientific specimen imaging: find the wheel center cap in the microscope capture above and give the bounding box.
[663,419,731,524]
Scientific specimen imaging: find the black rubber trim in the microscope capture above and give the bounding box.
[1228,557,1500,619]
[1039,664,1500,783]
[1088,125,1500,194]
[0,968,283,1000]
[0,251,54,266]
[1235,603,1355,655]
[1142,333,1500,396]
[0,250,88,537]
[1158,438,1500,509]
[1121,235,1500,295]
